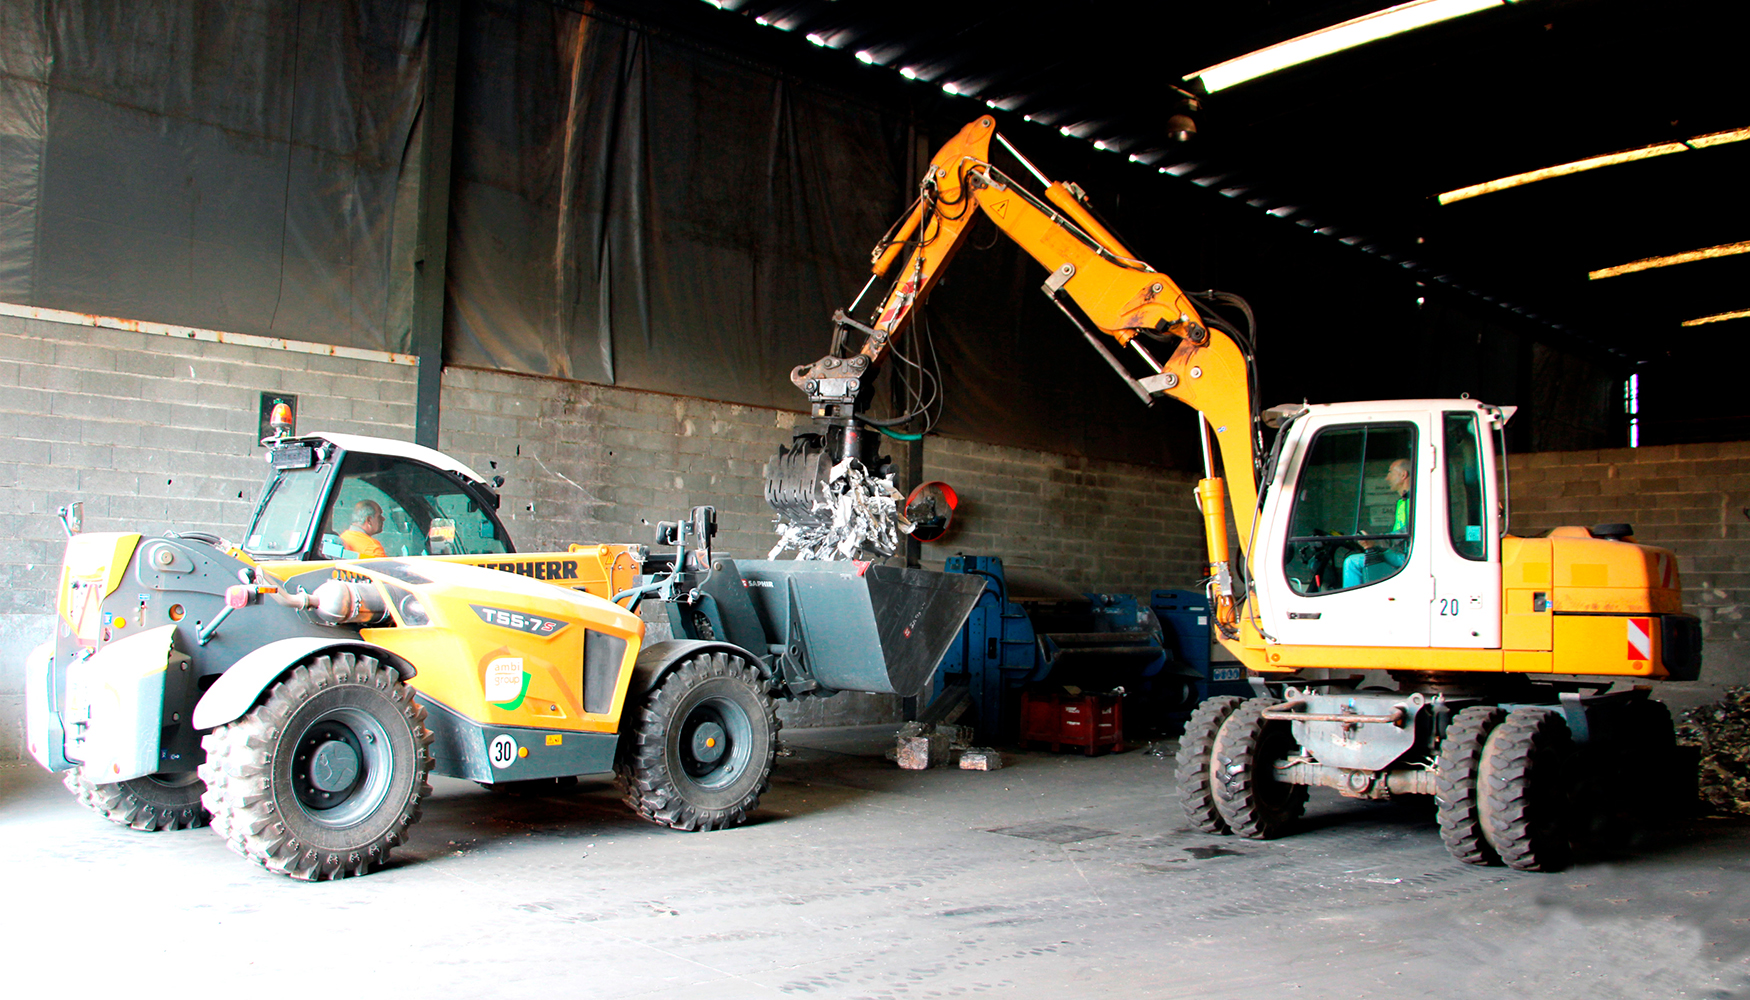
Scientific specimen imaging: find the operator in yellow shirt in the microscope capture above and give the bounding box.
[339,500,388,558]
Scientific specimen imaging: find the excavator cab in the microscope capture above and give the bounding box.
[1254,399,1506,650]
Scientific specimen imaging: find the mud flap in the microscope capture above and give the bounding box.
[24,640,71,771]
[63,624,179,782]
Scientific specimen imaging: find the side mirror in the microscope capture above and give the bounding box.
[58,501,83,537]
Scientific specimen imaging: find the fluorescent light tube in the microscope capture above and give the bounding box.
[1186,0,1503,93]
[1590,241,1750,280]
[1681,308,1750,327]
[1439,125,1750,204]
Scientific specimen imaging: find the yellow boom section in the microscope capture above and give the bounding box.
[858,116,1260,550]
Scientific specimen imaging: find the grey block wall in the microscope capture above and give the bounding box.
[17,310,1731,765]
[0,316,1213,759]
[1507,443,1750,688]
[0,314,421,762]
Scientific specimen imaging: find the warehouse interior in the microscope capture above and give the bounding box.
[2,0,1749,995]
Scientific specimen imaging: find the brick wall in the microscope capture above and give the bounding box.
[916,436,1207,594]
[11,310,1737,762]
[0,315,1214,758]
[1507,442,1750,688]
[0,311,419,760]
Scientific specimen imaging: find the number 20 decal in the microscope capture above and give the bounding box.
[1439,598,1461,616]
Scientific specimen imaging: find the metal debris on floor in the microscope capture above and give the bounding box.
[889,722,979,770]
[958,749,1003,771]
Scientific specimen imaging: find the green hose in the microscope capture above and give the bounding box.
[871,426,925,442]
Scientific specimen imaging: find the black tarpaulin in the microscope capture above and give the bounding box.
[0,0,425,353]
[446,2,902,405]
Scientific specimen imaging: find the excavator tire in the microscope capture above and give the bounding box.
[1435,705,1507,865]
[1176,695,1245,834]
[1620,698,1680,818]
[1478,706,1574,872]
[63,767,210,832]
[616,652,779,831]
[1212,697,1307,839]
[201,653,432,881]
[1576,697,1682,846]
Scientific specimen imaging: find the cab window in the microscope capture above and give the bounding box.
[1283,423,1417,594]
[318,454,511,559]
[1444,412,1487,561]
[246,466,331,557]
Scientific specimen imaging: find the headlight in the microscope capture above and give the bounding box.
[378,579,432,627]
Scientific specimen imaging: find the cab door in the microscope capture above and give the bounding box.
[1428,409,1502,648]
[1258,413,1433,648]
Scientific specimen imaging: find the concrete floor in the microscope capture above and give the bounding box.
[3,724,1748,1000]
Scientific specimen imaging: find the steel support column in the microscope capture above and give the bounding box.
[412,0,461,449]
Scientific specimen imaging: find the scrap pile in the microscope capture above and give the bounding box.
[1676,686,1750,815]
[769,458,913,560]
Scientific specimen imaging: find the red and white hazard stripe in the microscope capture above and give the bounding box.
[1626,617,1652,661]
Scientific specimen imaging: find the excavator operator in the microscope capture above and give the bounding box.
[1341,458,1411,588]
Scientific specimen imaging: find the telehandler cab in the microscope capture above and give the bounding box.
[28,432,983,880]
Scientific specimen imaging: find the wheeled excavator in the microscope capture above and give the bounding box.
[764,116,1702,871]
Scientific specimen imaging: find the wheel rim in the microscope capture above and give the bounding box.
[288,706,395,828]
[143,771,203,790]
[677,695,752,790]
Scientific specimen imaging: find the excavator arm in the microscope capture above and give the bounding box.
[766,117,1259,625]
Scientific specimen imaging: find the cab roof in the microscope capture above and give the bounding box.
[299,432,492,486]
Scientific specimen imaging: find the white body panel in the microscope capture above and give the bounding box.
[1253,399,1506,650]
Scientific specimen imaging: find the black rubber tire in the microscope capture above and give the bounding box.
[615,652,779,831]
[1620,698,1679,816]
[1478,706,1574,872]
[1435,705,1507,865]
[1212,697,1308,839]
[200,653,432,881]
[63,767,210,832]
[1176,695,1245,834]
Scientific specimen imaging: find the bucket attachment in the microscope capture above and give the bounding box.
[701,559,987,697]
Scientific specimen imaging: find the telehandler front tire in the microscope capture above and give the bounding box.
[616,652,778,832]
[63,767,210,832]
[200,653,432,881]
[1176,695,1245,834]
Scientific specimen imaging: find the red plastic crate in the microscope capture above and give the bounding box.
[1019,690,1124,755]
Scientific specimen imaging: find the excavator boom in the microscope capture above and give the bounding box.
[767,117,1258,611]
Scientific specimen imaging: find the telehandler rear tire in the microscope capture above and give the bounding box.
[1212,697,1307,839]
[1478,707,1573,872]
[616,652,778,832]
[1436,705,1507,865]
[63,767,210,832]
[1176,695,1245,834]
[200,653,432,881]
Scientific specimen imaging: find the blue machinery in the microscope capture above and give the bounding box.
[924,556,1252,741]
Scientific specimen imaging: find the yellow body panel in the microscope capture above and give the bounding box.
[339,560,644,734]
[1220,527,1684,679]
[258,545,643,604]
[57,533,141,641]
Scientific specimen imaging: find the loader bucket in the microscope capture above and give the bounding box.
[728,560,989,697]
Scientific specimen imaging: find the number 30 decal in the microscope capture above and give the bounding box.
[489,734,519,769]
